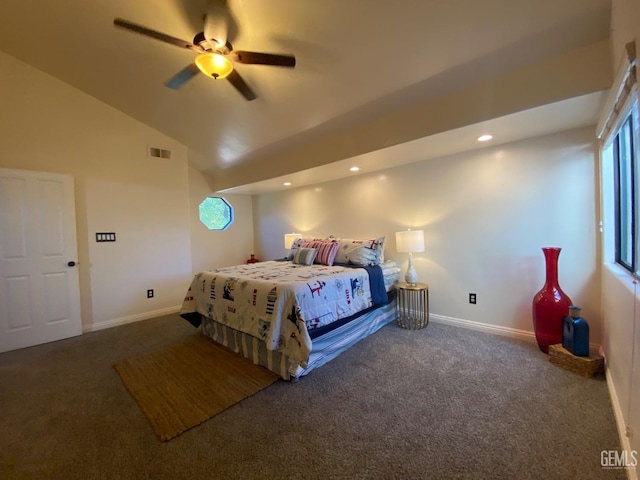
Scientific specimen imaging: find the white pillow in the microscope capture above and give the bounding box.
[334,236,385,266]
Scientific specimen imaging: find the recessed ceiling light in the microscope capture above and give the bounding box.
[350,166,360,172]
[477,134,493,142]
[283,182,292,186]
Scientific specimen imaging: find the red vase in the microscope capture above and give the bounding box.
[532,247,572,354]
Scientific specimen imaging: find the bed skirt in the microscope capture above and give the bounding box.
[201,299,396,380]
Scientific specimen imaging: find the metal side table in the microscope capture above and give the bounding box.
[395,282,429,329]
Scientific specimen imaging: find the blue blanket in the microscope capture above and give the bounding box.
[353,264,388,306]
[308,264,389,340]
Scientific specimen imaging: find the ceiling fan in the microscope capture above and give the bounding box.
[113,1,295,101]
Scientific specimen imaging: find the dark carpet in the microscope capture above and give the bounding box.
[0,313,625,480]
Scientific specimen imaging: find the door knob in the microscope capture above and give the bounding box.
[67,261,76,267]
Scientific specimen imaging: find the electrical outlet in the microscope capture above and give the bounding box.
[469,293,476,304]
[147,289,154,299]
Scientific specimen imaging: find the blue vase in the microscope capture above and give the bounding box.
[562,306,589,357]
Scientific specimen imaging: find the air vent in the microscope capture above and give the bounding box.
[148,147,172,159]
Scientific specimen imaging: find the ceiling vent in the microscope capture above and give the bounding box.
[148,146,172,159]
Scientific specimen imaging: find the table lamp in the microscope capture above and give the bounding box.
[395,229,425,286]
[284,233,303,250]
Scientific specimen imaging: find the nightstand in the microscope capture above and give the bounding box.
[394,282,429,329]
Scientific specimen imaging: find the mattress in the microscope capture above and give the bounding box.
[201,299,397,380]
[180,260,400,369]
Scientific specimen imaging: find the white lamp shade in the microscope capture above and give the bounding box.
[395,230,425,253]
[284,233,303,249]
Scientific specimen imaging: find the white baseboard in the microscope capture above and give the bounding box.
[430,313,602,352]
[82,305,181,333]
[605,363,638,480]
[430,313,537,343]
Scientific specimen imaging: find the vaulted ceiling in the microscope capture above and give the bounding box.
[0,0,613,193]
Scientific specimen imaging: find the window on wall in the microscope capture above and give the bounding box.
[199,196,234,230]
[613,114,636,272]
[598,41,638,275]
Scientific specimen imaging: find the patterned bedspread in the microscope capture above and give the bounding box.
[179,261,383,367]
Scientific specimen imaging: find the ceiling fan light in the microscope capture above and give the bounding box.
[195,53,233,79]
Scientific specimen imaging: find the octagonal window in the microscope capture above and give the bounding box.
[199,196,233,230]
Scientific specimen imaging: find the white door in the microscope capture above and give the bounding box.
[0,168,82,353]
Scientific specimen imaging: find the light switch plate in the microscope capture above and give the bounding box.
[96,232,116,242]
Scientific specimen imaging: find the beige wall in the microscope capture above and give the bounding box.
[0,50,195,330]
[253,127,601,342]
[602,0,640,467]
[188,163,255,272]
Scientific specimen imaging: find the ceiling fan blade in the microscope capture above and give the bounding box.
[226,70,257,101]
[165,64,201,90]
[113,18,202,53]
[231,51,296,68]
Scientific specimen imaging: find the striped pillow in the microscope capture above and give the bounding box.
[293,247,318,265]
[288,237,324,260]
[301,240,339,266]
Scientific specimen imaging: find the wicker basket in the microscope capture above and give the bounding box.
[548,344,604,378]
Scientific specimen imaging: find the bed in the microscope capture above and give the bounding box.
[179,236,401,380]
